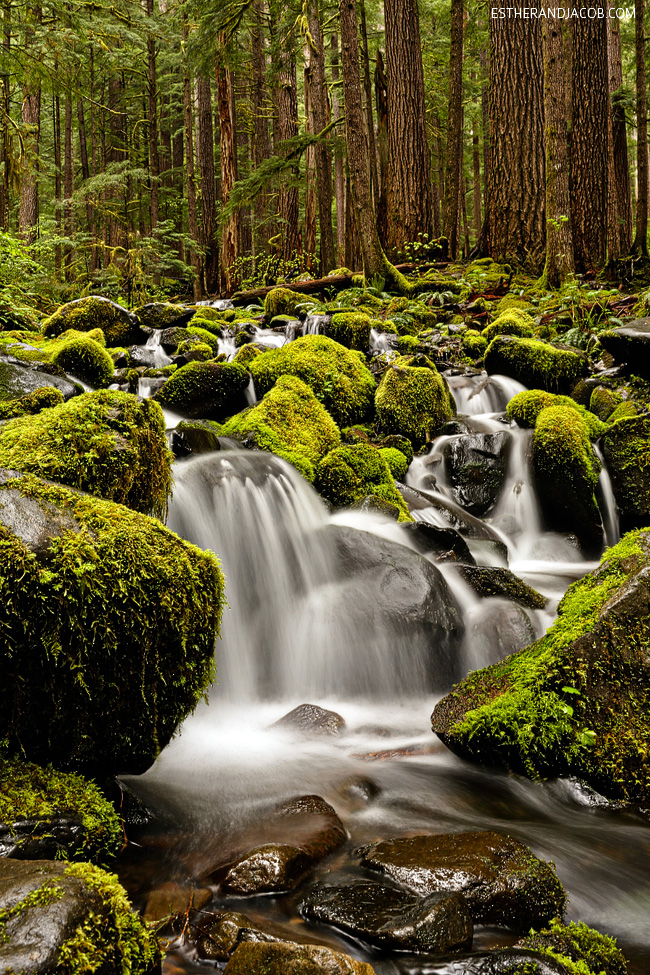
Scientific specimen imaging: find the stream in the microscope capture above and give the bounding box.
[120,361,650,974]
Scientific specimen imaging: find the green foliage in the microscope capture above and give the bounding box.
[52,336,116,387]
[518,919,628,975]
[315,443,413,522]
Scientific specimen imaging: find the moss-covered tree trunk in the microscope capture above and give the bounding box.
[443,0,464,258]
[216,49,239,294]
[19,4,41,244]
[633,0,648,255]
[541,12,574,288]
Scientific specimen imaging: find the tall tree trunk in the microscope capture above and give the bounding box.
[251,0,272,258]
[19,4,41,243]
[542,11,574,287]
[375,49,389,247]
[54,95,62,276]
[303,48,317,263]
[307,0,335,274]
[358,0,379,208]
[331,33,346,264]
[0,0,10,230]
[183,31,201,296]
[571,19,609,270]
[78,98,93,253]
[272,1,300,261]
[197,74,218,293]
[483,2,545,267]
[146,0,159,230]
[64,91,73,278]
[633,0,648,255]
[443,0,464,257]
[384,0,433,254]
[216,52,239,294]
[608,18,632,256]
[479,21,489,204]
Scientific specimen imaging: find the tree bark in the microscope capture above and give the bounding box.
[197,74,218,293]
[251,0,272,257]
[272,0,300,261]
[375,49,389,247]
[633,0,648,254]
[608,17,632,256]
[0,0,10,230]
[542,11,575,287]
[306,0,335,274]
[358,0,379,208]
[54,95,62,276]
[331,32,346,264]
[183,31,200,296]
[384,0,433,254]
[216,51,239,294]
[64,91,73,278]
[443,0,464,257]
[146,0,159,230]
[19,4,41,243]
[303,50,317,263]
[571,19,609,270]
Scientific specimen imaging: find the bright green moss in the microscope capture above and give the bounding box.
[608,400,637,423]
[482,310,535,344]
[379,446,409,480]
[375,354,454,447]
[220,375,340,481]
[42,297,139,346]
[155,359,249,419]
[250,335,375,426]
[60,863,160,975]
[485,336,588,393]
[235,343,263,367]
[315,443,413,521]
[176,340,213,361]
[188,314,222,336]
[329,312,372,351]
[601,413,650,526]
[518,920,628,975]
[185,324,221,353]
[462,330,488,359]
[0,386,64,420]
[589,385,622,421]
[507,390,607,438]
[0,758,121,863]
[0,470,224,775]
[52,336,115,387]
[0,390,172,518]
[496,295,535,315]
[264,287,302,318]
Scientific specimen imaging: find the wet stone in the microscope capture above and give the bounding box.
[300,880,472,953]
[435,948,570,974]
[0,817,86,860]
[223,941,377,975]
[222,844,312,895]
[144,883,211,924]
[193,910,280,961]
[358,831,565,932]
[272,703,346,737]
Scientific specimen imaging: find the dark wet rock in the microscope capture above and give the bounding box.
[399,520,475,565]
[144,883,211,924]
[398,484,510,559]
[0,357,79,403]
[601,414,650,531]
[599,319,650,376]
[174,419,222,454]
[329,777,381,811]
[135,302,196,331]
[300,881,472,953]
[441,432,510,516]
[272,703,346,737]
[127,345,166,368]
[0,858,159,975]
[0,818,89,861]
[458,565,546,609]
[194,911,280,962]
[434,948,570,973]
[158,326,196,350]
[223,941,376,974]
[432,530,650,804]
[222,844,313,895]
[466,599,538,668]
[358,831,565,932]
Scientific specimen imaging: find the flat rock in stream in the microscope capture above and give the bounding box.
[458,565,546,609]
[357,831,565,931]
[300,881,472,953]
[194,910,281,962]
[224,941,376,975]
[0,357,79,403]
[272,703,346,737]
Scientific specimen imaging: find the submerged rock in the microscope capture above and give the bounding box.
[300,881,472,953]
[194,910,280,961]
[458,565,546,609]
[224,941,376,974]
[272,704,346,737]
[358,831,565,932]
[144,883,211,924]
[432,530,650,804]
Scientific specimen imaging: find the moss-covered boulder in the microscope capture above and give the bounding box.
[485,336,587,393]
[431,530,650,803]
[220,375,340,481]
[599,319,650,377]
[457,565,546,610]
[589,385,622,421]
[507,389,606,438]
[462,330,488,360]
[0,859,160,975]
[0,468,224,775]
[601,414,650,530]
[516,919,628,975]
[224,942,376,975]
[328,312,372,351]
[51,335,115,387]
[0,390,172,519]
[482,309,535,344]
[533,405,603,554]
[0,387,64,420]
[42,296,141,346]
[264,287,302,319]
[0,758,121,862]
[315,443,412,521]
[154,359,249,420]
[134,301,196,330]
[379,446,409,480]
[375,354,454,447]
[250,335,375,426]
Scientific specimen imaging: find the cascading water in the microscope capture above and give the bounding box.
[144,329,173,366]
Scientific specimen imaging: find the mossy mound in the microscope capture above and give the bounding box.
[0,386,64,420]
[0,859,160,975]
[485,336,587,393]
[608,400,638,423]
[601,413,650,529]
[329,312,372,351]
[315,443,413,522]
[507,390,606,438]
[517,919,628,975]
[220,375,340,481]
[482,309,535,344]
[0,468,224,775]
[0,390,172,519]
[176,340,213,362]
[463,258,513,290]
[589,385,622,421]
[155,359,249,420]
[432,530,650,803]
[462,330,488,360]
[250,335,375,426]
[264,287,302,319]
[52,335,115,387]
[0,758,121,863]
[375,354,454,447]
[134,301,196,330]
[42,297,140,346]
[379,446,409,480]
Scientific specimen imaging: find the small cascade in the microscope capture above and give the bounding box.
[243,375,257,406]
[195,298,234,311]
[446,371,526,415]
[594,444,620,549]
[251,325,287,350]
[217,330,237,359]
[302,313,328,336]
[369,328,395,353]
[144,329,173,366]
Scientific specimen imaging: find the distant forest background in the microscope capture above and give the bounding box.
[0,0,645,306]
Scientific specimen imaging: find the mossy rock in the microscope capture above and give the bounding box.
[0,386,64,420]
[601,413,650,529]
[315,443,413,522]
[375,354,454,447]
[379,446,409,480]
[0,859,160,975]
[0,758,121,863]
[234,343,263,367]
[159,325,220,354]
[485,336,587,393]
[42,297,141,347]
[431,529,650,804]
[0,467,224,775]
[0,356,80,403]
[599,319,650,377]
[589,385,622,421]
[608,400,638,423]
[264,287,302,319]
[155,359,249,420]
[482,309,535,344]
[507,389,606,438]
[0,390,172,519]
[51,335,115,387]
[220,375,340,482]
[176,340,213,362]
[134,301,196,330]
[329,312,372,351]
[462,330,488,359]
[516,919,628,975]
[175,419,222,454]
[250,335,375,426]
[224,942,376,975]
[458,565,546,610]
[463,259,513,290]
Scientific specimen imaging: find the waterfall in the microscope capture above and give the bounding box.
[144,330,172,366]
[446,372,527,415]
